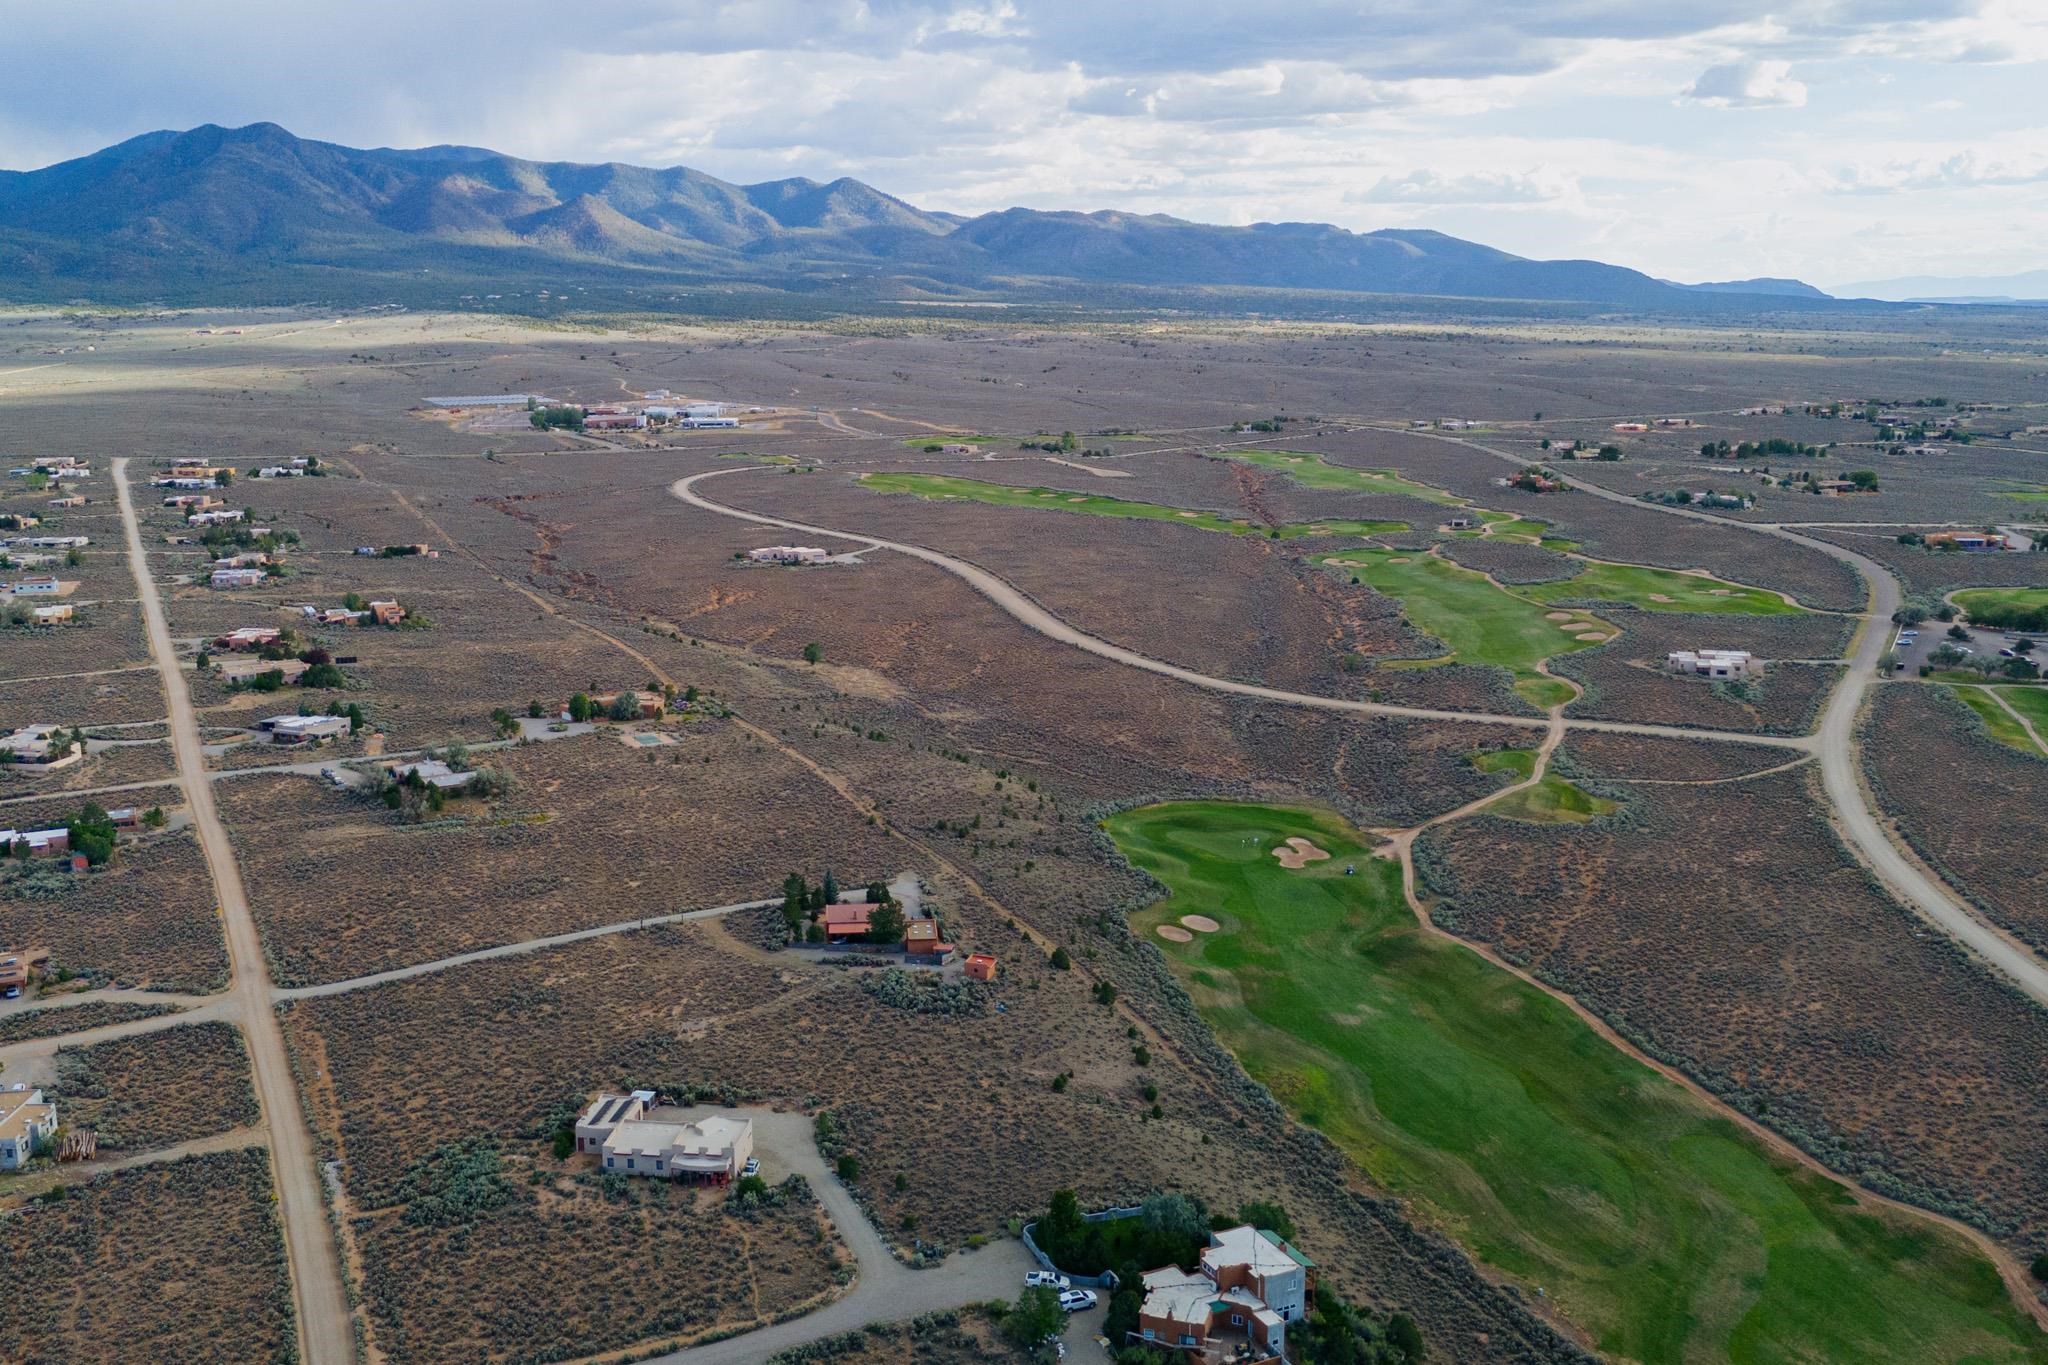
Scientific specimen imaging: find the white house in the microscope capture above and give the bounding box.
[747,545,829,565]
[0,1084,58,1171]
[258,715,351,745]
[1132,1225,1315,1362]
[1667,649,1759,680]
[573,1092,754,1183]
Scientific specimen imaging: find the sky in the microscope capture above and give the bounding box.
[3,1,2045,292]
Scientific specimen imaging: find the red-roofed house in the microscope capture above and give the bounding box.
[821,903,872,943]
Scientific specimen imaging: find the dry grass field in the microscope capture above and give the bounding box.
[51,1020,259,1151]
[1863,684,2048,952]
[0,1148,296,1365]
[220,722,906,985]
[6,306,2047,1360]
[0,826,230,993]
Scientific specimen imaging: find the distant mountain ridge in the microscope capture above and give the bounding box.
[0,122,1850,312]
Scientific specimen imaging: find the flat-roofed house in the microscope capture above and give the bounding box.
[1666,649,1758,680]
[259,714,351,746]
[1131,1225,1315,1362]
[214,626,282,652]
[0,1084,58,1171]
[574,1092,754,1182]
[219,657,309,685]
[212,567,264,588]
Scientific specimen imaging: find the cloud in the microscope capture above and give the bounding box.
[1680,59,1808,106]
[1827,147,2048,192]
[1354,169,1566,204]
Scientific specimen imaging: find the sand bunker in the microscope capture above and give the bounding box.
[1271,837,1332,869]
[1648,593,1673,602]
[1387,556,1411,563]
[1066,496,1087,502]
[1710,589,1731,596]
[1576,632,1610,641]
[1180,914,1221,934]
[1156,924,1195,943]
[1177,511,1199,518]
[1545,611,1573,621]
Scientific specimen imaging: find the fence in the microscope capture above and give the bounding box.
[1018,1204,1143,1290]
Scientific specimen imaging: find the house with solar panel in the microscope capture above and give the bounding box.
[572,1091,754,1184]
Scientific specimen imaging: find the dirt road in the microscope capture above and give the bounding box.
[1390,429,2048,1006]
[276,897,779,1000]
[112,459,356,1365]
[670,469,1805,752]
[642,1109,1034,1365]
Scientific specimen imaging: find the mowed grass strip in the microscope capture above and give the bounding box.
[1953,587,2048,618]
[1523,560,1806,615]
[1324,549,1601,707]
[1210,449,1466,505]
[857,472,1406,539]
[1107,800,2048,1365]
[1952,685,2048,756]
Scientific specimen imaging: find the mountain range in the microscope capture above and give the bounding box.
[0,122,1890,314]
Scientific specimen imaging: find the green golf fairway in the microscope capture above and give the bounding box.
[1524,561,1804,615]
[858,472,1406,539]
[1210,449,1466,505]
[1107,800,2048,1365]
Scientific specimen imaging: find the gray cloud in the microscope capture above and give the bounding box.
[1681,60,1809,107]
[1353,169,1564,204]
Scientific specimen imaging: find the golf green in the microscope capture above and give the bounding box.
[1107,800,2048,1365]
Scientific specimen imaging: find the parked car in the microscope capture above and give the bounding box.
[1025,1270,1071,1292]
[741,1157,760,1178]
[1058,1289,1098,1312]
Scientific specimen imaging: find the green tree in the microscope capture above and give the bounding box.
[1236,1200,1296,1241]
[1050,946,1071,970]
[568,692,594,723]
[866,899,907,945]
[802,641,822,665]
[1104,1288,1143,1345]
[606,690,641,721]
[1004,1286,1067,1349]
[821,869,839,904]
[67,802,118,866]
[836,1154,861,1182]
[490,708,518,738]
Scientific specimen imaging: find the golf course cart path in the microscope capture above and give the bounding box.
[113,458,356,1365]
[1372,428,2048,1007]
[671,468,1806,751]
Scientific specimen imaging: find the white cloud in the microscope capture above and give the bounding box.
[1680,59,1809,107]
[1354,169,1568,205]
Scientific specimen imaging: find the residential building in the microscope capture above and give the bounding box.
[1444,515,1476,530]
[164,494,222,510]
[821,902,872,943]
[47,495,87,508]
[1925,531,2008,552]
[7,576,64,594]
[155,476,218,490]
[573,1092,754,1183]
[368,599,405,626]
[747,545,829,565]
[12,535,87,549]
[190,509,245,525]
[0,948,45,996]
[0,828,73,855]
[1133,1226,1315,1362]
[219,657,309,685]
[214,626,282,652]
[31,604,74,624]
[391,759,474,791]
[903,918,953,962]
[1611,421,1649,432]
[212,567,265,588]
[1,725,81,770]
[964,953,999,982]
[213,552,271,570]
[679,415,740,428]
[1667,649,1759,680]
[0,1084,58,1171]
[258,714,351,745]
[585,690,662,719]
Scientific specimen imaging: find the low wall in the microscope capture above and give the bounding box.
[1018,1204,1143,1290]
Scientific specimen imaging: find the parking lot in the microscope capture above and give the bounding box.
[1887,621,2041,676]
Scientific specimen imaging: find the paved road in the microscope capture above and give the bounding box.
[1385,427,2048,1006]
[644,1108,1034,1365]
[276,898,779,1000]
[671,470,1804,752]
[113,459,356,1365]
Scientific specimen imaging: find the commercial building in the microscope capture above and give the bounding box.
[747,546,829,565]
[584,410,649,431]
[1666,649,1759,680]
[573,1093,754,1183]
[0,1084,58,1171]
